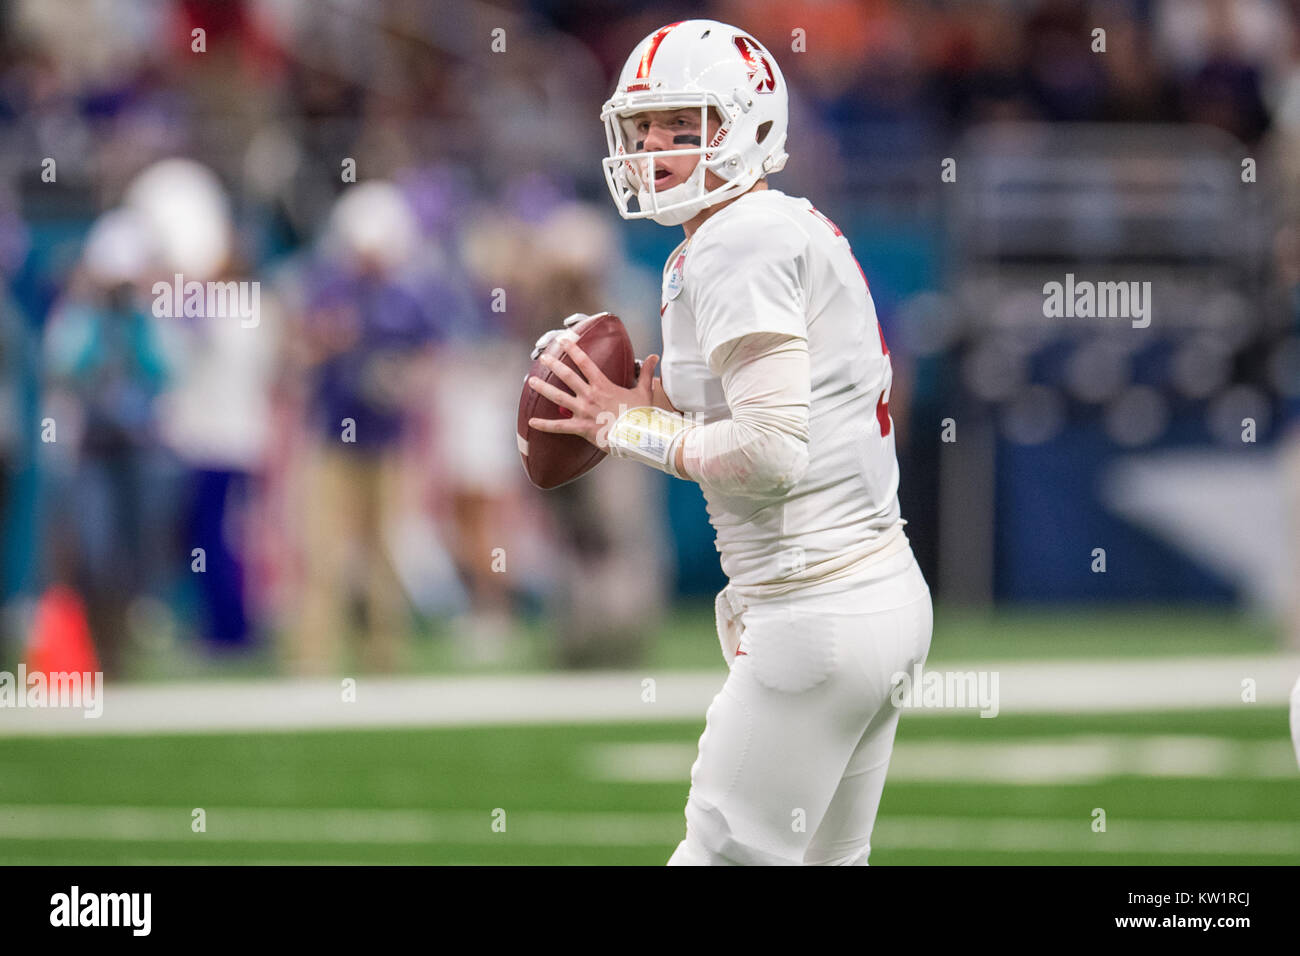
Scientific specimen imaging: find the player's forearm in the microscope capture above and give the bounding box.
[609,334,810,494]
[674,404,809,497]
[671,333,811,497]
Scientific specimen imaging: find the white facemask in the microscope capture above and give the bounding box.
[636,160,711,226]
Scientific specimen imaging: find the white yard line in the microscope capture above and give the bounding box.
[0,804,1297,857]
[1,654,1297,736]
[876,817,1300,857]
[0,854,402,866]
[584,736,1300,785]
[0,805,683,847]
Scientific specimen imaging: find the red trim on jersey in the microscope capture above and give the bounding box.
[809,205,888,433]
[637,22,682,79]
[854,256,871,293]
[808,207,842,237]
[809,207,871,293]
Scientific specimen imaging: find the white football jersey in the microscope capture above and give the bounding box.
[660,188,905,591]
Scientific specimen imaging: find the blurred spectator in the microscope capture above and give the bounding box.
[124,158,277,650]
[1154,0,1291,145]
[41,208,177,675]
[928,1,1036,125]
[285,182,437,674]
[526,202,669,667]
[448,190,672,666]
[0,287,27,649]
[1023,0,1107,121]
[436,193,544,663]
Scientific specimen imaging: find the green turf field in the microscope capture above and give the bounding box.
[0,706,1295,865]
[2,603,1296,865]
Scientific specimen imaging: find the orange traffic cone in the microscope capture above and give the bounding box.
[26,585,101,676]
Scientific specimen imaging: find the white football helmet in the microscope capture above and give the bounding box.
[124,158,232,281]
[600,19,789,227]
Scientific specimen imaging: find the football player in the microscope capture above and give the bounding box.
[527,19,933,865]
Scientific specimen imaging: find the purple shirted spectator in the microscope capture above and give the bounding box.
[304,268,441,450]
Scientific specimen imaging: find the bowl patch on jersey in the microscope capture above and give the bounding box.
[665,249,687,300]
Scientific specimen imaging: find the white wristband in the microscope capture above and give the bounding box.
[606,406,692,474]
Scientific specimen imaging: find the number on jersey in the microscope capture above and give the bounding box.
[809,207,892,438]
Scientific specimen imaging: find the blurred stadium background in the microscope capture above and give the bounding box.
[0,0,1298,864]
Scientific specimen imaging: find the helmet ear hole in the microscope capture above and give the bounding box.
[756,120,773,144]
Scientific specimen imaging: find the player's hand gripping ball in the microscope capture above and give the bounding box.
[516,312,659,489]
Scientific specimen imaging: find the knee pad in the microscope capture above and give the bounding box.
[805,841,872,866]
[682,795,802,866]
[666,829,731,866]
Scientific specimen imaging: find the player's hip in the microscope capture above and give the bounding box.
[727,573,932,696]
[722,522,923,607]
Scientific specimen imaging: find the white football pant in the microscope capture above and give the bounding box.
[668,550,932,865]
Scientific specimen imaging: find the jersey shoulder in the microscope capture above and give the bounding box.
[689,190,813,267]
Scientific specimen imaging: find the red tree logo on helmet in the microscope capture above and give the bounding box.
[733,36,776,93]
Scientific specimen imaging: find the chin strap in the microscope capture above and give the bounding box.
[638,158,710,226]
[639,170,763,227]
[605,406,693,477]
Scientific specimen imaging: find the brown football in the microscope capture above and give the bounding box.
[517,312,637,490]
